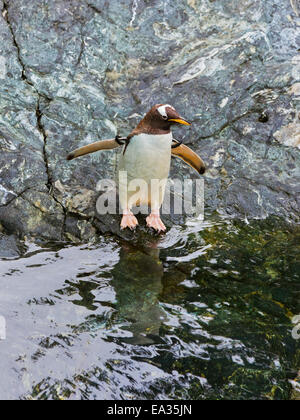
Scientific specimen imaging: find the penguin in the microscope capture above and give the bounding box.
[67,104,206,232]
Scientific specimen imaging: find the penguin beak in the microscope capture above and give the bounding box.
[168,118,191,126]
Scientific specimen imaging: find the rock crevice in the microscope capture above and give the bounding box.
[0,0,299,241]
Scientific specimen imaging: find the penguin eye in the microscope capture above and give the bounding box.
[162,115,168,120]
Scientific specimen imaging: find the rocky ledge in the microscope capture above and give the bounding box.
[0,0,299,243]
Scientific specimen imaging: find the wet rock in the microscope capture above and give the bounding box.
[0,0,299,241]
[0,190,65,241]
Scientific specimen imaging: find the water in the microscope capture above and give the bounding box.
[0,215,299,400]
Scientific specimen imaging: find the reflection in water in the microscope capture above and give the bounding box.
[0,216,299,400]
[111,243,165,344]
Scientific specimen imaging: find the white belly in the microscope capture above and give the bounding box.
[118,133,172,209]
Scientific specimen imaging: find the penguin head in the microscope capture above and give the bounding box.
[145,104,191,131]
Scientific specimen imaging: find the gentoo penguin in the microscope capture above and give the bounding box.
[67,104,206,232]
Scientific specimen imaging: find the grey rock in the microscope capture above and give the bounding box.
[0,232,22,258]
[0,0,299,241]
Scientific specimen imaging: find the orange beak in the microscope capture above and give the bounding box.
[168,118,191,126]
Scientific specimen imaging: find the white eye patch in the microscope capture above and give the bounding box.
[157,104,175,118]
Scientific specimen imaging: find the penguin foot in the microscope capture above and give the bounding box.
[120,211,138,230]
[146,213,166,233]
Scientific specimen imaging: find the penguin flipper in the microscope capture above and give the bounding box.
[171,143,206,175]
[67,138,120,161]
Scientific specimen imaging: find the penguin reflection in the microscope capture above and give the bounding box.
[110,242,165,345]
